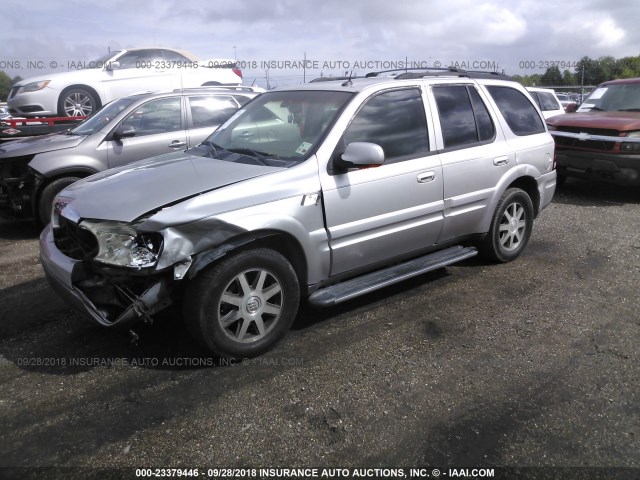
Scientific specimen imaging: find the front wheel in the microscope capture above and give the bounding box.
[479,188,534,263]
[58,88,99,117]
[184,248,300,358]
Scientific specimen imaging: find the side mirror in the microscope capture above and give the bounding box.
[565,103,577,113]
[333,142,385,171]
[113,125,136,139]
[106,61,121,71]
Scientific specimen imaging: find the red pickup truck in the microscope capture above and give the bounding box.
[547,77,640,186]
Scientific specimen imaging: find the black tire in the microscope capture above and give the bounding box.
[479,188,534,263]
[37,176,81,225]
[57,87,99,117]
[184,248,300,358]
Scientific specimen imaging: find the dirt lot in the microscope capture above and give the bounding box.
[0,180,638,479]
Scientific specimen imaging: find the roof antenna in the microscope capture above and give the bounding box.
[342,70,354,87]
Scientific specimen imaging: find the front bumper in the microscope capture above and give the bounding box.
[8,88,59,117]
[555,149,640,186]
[39,224,173,328]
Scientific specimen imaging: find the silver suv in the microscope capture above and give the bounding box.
[0,87,260,224]
[40,70,557,358]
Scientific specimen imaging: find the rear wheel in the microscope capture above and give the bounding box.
[37,176,81,226]
[58,88,99,117]
[184,248,300,358]
[480,188,534,263]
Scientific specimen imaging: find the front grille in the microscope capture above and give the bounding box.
[554,127,621,151]
[8,87,19,99]
[53,217,98,261]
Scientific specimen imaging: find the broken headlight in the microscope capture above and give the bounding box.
[80,220,163,269]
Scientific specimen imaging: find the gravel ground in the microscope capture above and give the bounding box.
[0,179,638,479]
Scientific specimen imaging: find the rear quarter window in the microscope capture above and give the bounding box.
[538,92,561,111]
[487,86,545,136]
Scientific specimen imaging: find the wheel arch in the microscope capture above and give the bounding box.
[188,230,310,294]
[505,175,541,217]
[58,84,103,113]
[32,167,98,216]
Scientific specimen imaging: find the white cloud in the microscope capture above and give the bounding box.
[1,0,639,84]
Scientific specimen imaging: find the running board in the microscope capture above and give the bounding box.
[308,246,478,307]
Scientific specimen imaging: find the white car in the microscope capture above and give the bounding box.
[526,87,565,119]
[7,48,242,117]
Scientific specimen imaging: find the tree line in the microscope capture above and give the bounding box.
[0,72,22,102]
[512,55,640,87]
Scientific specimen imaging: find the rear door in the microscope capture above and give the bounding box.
[430,83,515,241]
[319,87,444,276]
[104,96,187,169]
[102,49,173,102]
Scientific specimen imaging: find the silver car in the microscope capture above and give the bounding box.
[0,87,260,224]
[40,71,557,358]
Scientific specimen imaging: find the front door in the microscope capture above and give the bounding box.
[319,88,445,276]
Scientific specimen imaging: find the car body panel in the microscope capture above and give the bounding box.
[60,152,283,223]
[547,111,640,131]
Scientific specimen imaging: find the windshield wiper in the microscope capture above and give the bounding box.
[227,147,281,160]
[617,108,640,112]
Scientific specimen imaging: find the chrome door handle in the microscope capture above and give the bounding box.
[493,156,509,166]
[169,141,187,148]
[417,171,436,183]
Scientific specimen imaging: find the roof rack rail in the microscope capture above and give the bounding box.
[364,67,511,81]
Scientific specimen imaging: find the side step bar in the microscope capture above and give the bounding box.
[308,246,478,307]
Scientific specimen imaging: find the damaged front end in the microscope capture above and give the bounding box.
[41,201,245,329]
[45,208,175,328]
[0,155,37,218]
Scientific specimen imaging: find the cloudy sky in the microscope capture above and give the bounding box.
[2,0,638,87]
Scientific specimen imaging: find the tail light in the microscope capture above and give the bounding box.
[232,68,242,79]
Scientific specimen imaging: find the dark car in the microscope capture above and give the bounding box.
[547,77,640,185]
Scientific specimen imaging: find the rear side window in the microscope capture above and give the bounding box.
[531,91,562,112]
[487,86,545,136]
[189,95,239,128]
[433,85,495,149]
[342,88,429,161]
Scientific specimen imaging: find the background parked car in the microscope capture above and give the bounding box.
[0,86,261,224]
[555,92,578,111]
[7,48,243,118]
[526,87,565,119]
[547,77,640,186]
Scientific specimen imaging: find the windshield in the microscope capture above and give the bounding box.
[577,83,640,112]
[195,90,354,166]
[71,96,138,135]
[89,51,121,69]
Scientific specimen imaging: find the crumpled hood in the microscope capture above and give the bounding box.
[59,151,283,223]
[0,132,85,158]
[547,111,640,132]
